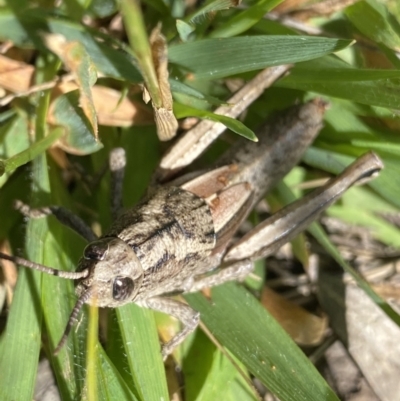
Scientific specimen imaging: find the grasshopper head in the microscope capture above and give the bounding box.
[76,237,144,308]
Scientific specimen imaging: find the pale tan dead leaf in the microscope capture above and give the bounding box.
[319,269,400,401]
[47,147,72,172]
[261,286,327,345]
[274,0,312,13]
[91,86,153,126]
[43,33,98,138]
[372,282,400,301]
[0,54,34,93]
[148,24,178,141]
[356,36,396,69]
[278,0,359,19]
[48,82,153,127]
[300,0,359,17]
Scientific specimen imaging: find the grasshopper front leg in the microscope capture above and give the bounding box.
[139,297,200,360]
[11,148,127,243]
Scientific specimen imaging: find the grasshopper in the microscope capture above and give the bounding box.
[0,89,383,359]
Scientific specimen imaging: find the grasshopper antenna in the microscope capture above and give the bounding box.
[0,251,93,354]
[53,287,93,355]
[0,252,89,279]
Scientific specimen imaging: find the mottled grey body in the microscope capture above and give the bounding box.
[106,187,216,299]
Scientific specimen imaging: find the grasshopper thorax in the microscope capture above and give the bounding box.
[76,237,144,308]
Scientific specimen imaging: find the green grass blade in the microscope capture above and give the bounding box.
[188,0,241,23]
[209,0,284,38]
[169,36,352,80]
[345,0,400,51]
[0,114,30,187]
[185,285,340,401]
[96,348,140,400]
[117,305,170,401]
[183,330,245,401]
[174,103,257,141]
[120,0,161,107]
[0,128,63,176]
[0,55,56,401]
[0,216,47,401]
[279,57,400,108]
[0,137,53,401]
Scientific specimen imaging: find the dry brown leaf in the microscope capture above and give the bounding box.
[276,0,359,19]
[48,82,153,127]
[91,86,153,126]
[372,282,400,301]
[0,54,34,93]
[299,0,359,17]
[148,24,178,141]
[274,0,312,14]
[44,33,98,138]
[261,286,327,346]
[47,147,71,171]
[355,35,397,69]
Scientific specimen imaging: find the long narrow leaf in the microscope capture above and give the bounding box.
[185,285,340,401]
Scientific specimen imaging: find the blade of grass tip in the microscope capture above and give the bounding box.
[119,0,161,107]
[173,103,257,141]
[0,56,58,401]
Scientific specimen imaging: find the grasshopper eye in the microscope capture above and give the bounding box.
[84,239,110,260]
[113,276,135,301]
